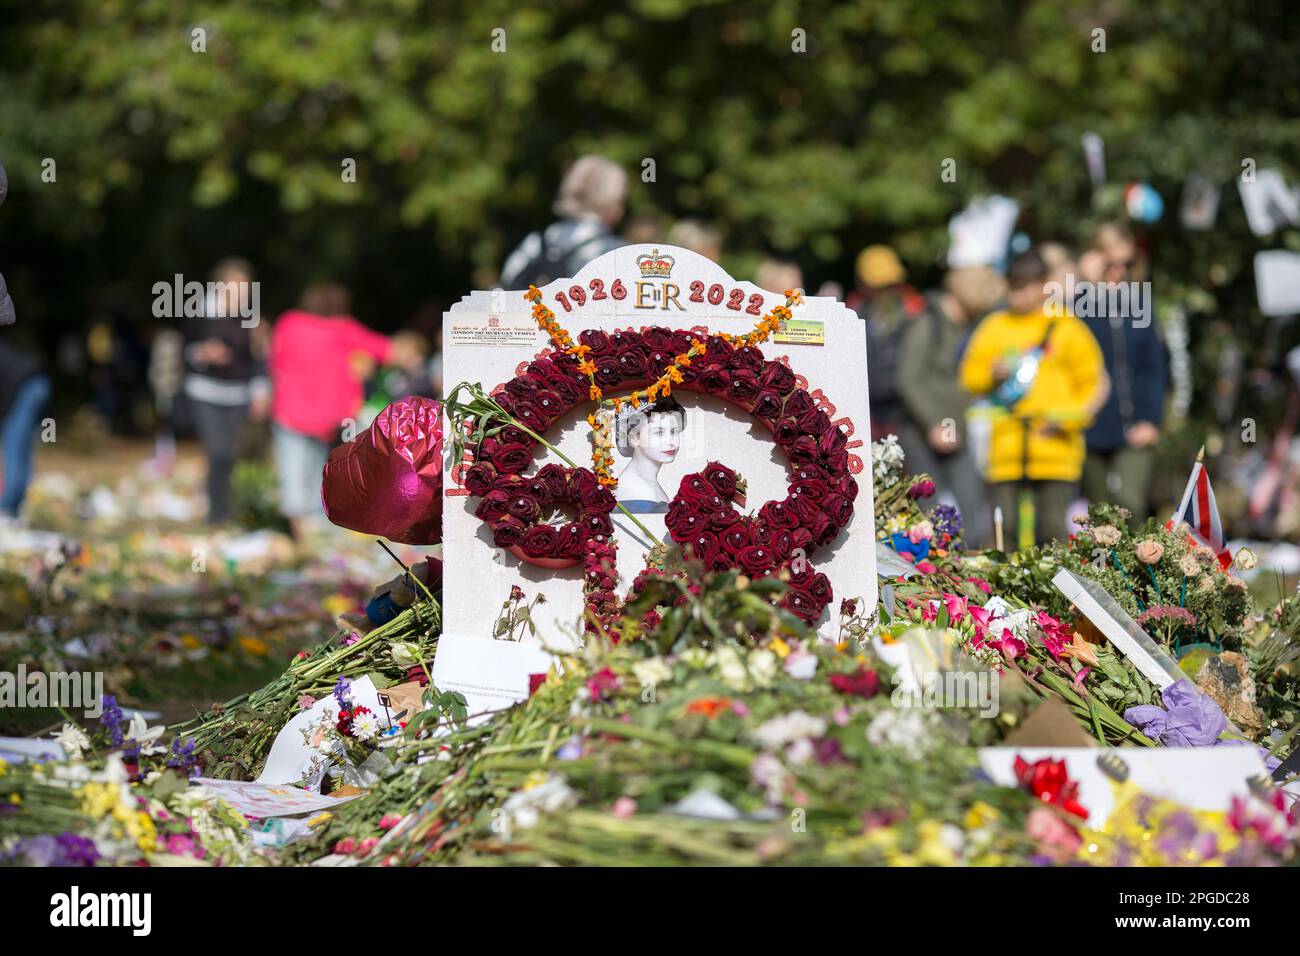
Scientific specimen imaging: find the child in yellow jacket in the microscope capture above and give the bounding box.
[960,248,1107,545]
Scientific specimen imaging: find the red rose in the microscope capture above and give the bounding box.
[498,425,534,448]
[768,527,796,560]
[531,463,570,505]
[805,511,833,546]
[732,345,764,372]
[830,667,880,699]
[820,423,848,455]
[824,449,850,474]
[464,462,497,497]
[683,529,720,564]
[727,369,760,405]
[594,357,622,388]
[752,389,784,422]
[666,505,707,541]
[758,500,798,531]
[491,442,533,474]
[797,406,831,436]
[807,571,833,606]
[836,474,859,501]
[703,462,738,498]
[792,479,829,501]
[676,473,718,503]
[579,329,613,355]
[578,483,617,514]
[773,417,801,447]
[492,516,527,547]
[533,389,566,424]
[789,492,822,525]
[615,347,649,382]
[581,511,614,537]
[557,522,585,559]
[708,507,740,530]
[758,361,796,395]
[475,490,510,522]
[520,524,559,559]
[782,588,824,623]
[823,493,854,528]
[721,521,752,554]
[569,468,599,501]
[643,328,678,353]
[506,493,541,522]
[783,389,814,419]
[503,377,538,401]
[788,435,820,466]
[737,544,776,575]
[699,367,730,396]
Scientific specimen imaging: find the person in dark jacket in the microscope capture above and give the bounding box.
[182,257,268,524]
[0,339,51,520]
[499,155,627,289]
[1077,225,1167,525]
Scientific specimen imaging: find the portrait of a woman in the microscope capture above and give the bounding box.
[614,395,686,514]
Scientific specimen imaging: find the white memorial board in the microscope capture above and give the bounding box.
[439,244,876,685]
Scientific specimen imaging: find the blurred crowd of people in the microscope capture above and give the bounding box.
[0,152,1172,547]
[501,155,1171,551]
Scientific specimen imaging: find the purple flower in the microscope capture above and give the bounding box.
[99,694,125,747]
[333,675,353,710]
[931,503,962,540]
[166,737,198,776]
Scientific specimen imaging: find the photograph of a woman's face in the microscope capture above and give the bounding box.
[614,395,686,514]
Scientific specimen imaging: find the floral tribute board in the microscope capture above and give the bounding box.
[437,245,876,707]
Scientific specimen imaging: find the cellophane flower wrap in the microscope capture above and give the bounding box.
[322,395,443,544]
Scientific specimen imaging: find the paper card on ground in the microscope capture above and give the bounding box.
[255,675,385,786]
[979,746,1270,827]
[1254,249,1300,317]
[429,633,559,723]
[0,737,66,763]
[193,778,363,819]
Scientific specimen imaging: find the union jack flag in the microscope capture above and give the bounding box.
[1167,452,1233,569]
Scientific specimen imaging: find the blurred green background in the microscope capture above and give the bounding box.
[1,0,1298,422]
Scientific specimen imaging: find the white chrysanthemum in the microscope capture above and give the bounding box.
[54,722,91,761]
[865,709,932,760]
[753,710,827,751]
[351,711,379,741]
[632,657,672,688]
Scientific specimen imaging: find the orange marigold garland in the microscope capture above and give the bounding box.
[525,284,805,490]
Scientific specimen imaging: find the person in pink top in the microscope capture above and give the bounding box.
[269,281,423,537]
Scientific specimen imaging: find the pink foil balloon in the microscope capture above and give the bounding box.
[322,395,443,544]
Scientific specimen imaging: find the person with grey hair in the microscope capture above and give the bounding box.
[500,155,628,288]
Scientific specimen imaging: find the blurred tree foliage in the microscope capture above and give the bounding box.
[0,0,1297,382]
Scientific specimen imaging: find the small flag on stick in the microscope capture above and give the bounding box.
[1167,446,1233,569]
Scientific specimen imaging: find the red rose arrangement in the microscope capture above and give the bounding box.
[462,326,856,626]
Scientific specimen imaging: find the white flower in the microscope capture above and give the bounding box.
[351,711,379,741]
[390,642,420,667]
[53,722,91,761]
[785,737,815,766]
[714,645,752,691]
[784,648,818,680]
[749,649,778,688]
[750,753,790,804]
[865,709,932,760]
[125,712,167,755]
[632,657,672,688]
[500,774,577,835]
[753,710,826,751]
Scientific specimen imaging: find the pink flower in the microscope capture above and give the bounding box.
[966,576,993,594]
[378,814,402,831]
[585,667,622,701]
[1025,807,1083,862]
[943,593,968,624]
[334,837,357,855]
[915,560,937,574]
[611,796,637,818]
[994,628,1026,661]
[921,603,938,623]
[357,836,379,856]
[298,695,316,710]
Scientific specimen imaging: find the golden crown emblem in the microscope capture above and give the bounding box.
[636,248,675,279]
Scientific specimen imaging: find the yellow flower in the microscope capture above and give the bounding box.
[237,635,270,657]
[965,801,999,829]
[589,384,603,401]
[769,636,791,659]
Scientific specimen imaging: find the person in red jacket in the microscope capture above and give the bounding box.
[269,282,423,538]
